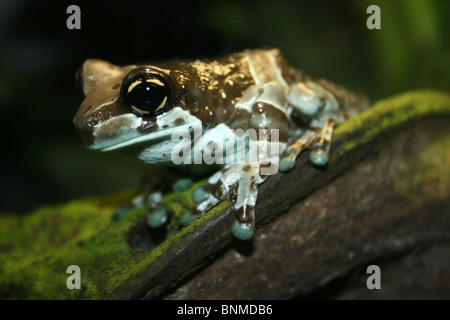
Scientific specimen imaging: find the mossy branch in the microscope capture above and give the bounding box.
[1,90,449,299]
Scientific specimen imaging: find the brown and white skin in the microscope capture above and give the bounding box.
[74,48,368,240]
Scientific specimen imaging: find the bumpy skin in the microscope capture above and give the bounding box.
[74,48,368,240]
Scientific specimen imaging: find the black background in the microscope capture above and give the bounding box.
[0,0,448,213]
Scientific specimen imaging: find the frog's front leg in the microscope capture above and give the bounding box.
[145,177,197,227]
[280,80,345,172]
[112,183,155,221]
[113,188,168,225]
[179,162,268,241]
[230,163,266,240]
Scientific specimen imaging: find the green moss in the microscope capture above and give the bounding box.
[103,200,231,298]
[0,181,230,299]
[0,191,135,299]
[335,90,450,153]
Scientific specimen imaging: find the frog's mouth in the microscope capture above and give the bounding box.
[99,121,198,152]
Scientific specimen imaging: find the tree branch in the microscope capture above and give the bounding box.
[1,90,449,299]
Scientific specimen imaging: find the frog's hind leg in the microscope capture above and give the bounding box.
[280,118,336,172]
[309,118,336,166]
[279,130,316,172]
[179,163,266,240]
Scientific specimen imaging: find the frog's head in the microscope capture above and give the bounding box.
[73,59,206,160]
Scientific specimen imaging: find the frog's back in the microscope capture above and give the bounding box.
[222,48,369,143]
[232,48,309,89]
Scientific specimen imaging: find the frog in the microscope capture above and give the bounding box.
[74,48,368,241]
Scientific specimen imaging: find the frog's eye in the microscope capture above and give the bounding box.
[121,67,173,117]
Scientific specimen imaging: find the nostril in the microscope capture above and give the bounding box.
[111,83,121,90]
[74,121,95,147]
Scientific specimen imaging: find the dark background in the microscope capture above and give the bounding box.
[1,0,448,214]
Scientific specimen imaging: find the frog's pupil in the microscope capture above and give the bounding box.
[129,81,166,112]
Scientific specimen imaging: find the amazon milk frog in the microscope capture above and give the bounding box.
[74,48,368,240]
